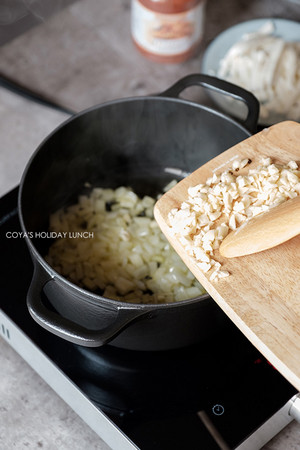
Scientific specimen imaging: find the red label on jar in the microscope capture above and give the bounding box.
[131,0,205,58]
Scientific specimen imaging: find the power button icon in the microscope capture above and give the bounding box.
[212,404,225,416]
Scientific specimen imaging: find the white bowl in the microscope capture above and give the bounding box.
[201,18,300,126]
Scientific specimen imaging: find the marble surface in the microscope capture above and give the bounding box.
[0,89,68,197]
[0,0,298,113]
[0,0,300,448]
[1,338,111,450]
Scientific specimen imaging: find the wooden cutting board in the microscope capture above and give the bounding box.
[154,121,300,392]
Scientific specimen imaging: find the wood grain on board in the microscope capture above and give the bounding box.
[155,121,300,392]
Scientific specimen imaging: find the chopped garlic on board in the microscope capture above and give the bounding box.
[168,158,300,281]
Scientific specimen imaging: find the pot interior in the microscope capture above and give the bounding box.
[20,96,250,256]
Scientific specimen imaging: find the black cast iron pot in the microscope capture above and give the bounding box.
[19,74,259,351]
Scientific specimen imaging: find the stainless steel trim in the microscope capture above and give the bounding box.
[289,393,300,423]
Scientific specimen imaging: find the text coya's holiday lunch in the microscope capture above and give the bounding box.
[6,231,94,239]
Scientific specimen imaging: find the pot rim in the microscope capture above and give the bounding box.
[19,94,252,190]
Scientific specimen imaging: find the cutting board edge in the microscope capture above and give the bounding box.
[154,120,300,393]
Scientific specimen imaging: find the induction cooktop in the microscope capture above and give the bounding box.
[0,187,298,450]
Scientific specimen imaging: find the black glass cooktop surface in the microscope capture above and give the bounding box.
[0,187,297,449]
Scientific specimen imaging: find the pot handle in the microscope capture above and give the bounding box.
[27,265,148,347]
[159,74,259,134]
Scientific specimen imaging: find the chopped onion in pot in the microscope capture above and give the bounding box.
[45,183,206,304]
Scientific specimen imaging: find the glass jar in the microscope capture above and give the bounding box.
[131,0,206,63]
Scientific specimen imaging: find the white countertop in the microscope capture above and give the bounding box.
[0,0,300,448]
